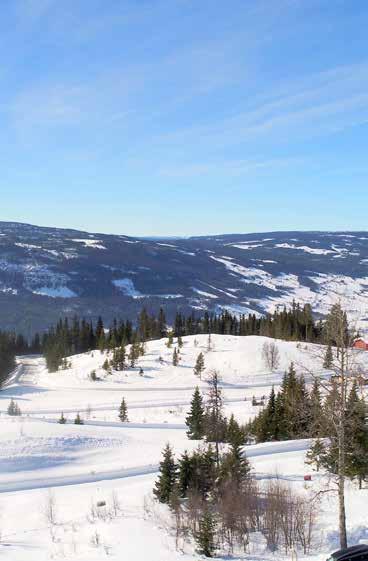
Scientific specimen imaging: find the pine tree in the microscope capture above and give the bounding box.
[196,509,216,557]
[153,443,177,504]
[194,352,205,379]
[119,397,129,422]
[186,387,205,440]
[323,343,334,369]
[177,335,183,348]
[58,412,67,424]
[74,413,84,425]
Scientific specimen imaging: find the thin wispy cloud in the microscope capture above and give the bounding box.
[150,61,368,152]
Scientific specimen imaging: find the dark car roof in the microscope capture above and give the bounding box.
[331,545,368,561]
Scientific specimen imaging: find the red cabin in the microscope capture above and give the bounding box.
[353,338,368,351]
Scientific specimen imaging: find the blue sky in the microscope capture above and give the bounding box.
[1,0,368,236]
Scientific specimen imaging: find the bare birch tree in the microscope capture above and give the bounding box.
[302,303,365,549]
[262,341,280,371]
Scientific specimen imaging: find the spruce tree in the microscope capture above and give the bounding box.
[305,438,326,472]
[226,413,243,446]
[186,387,205,440]
[178,450,193,497]
[58,412,67,424]
[257,386,277,441]
[119,397,129,422]
[7,399,16,416]
[196,509,216,557]
[194,352,205,379]
[153,443,177,504]
[74,413,84,425]
[221,440,251,486]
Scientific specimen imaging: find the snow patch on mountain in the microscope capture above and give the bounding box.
[71,239,107,250]
[228,243,264,250]
[113,278,142,298]
[275,243,335,255]
[192,288,219,299]
[31,286,77,298]
[15,243,42,250]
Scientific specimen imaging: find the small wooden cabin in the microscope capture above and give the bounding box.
[353,338,368,351]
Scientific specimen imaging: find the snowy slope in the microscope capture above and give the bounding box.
[0,335,368,561]
[0,334,368,559]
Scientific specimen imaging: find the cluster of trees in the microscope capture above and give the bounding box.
[249,363,322,441]
[101,340,146,374]
[58,412,84,424]
[42,301,322,372]
[306,380,368,488]
[186,385,246,449]
[7,399,21,416]
[153,442,317,557]
[249,303,368,549]
[249,366,368,487]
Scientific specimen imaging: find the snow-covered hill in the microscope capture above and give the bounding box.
[1,222,368,334]
[0,334,367,560]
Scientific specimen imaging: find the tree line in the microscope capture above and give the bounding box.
[42,302,323,372]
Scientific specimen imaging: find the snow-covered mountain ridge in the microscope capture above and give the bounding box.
[0,221,367,333]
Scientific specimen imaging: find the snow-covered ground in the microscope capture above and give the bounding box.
[0,334,367,560]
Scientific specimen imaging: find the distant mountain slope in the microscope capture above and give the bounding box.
[0,222,367,335]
